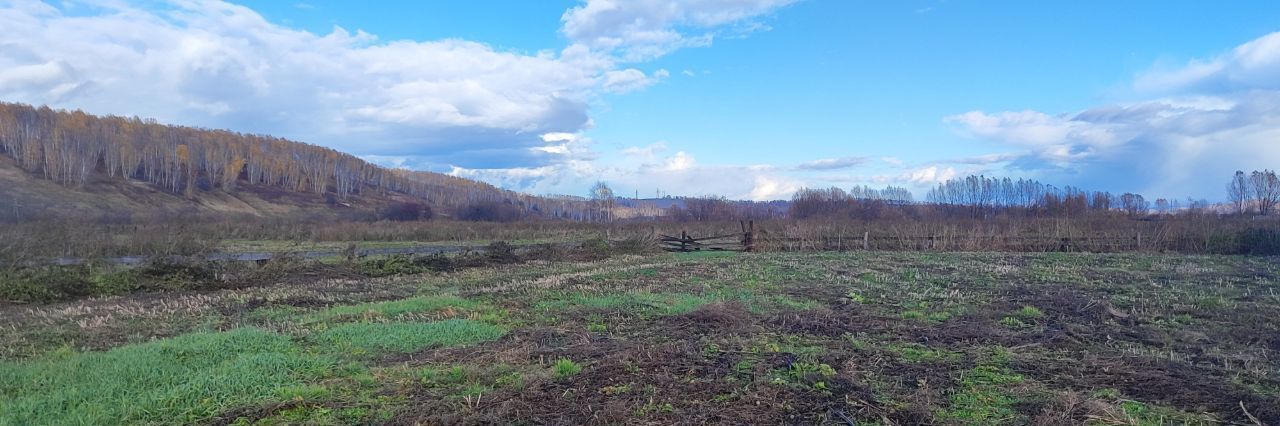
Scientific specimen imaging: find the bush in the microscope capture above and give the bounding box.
[413,253,459,273]
[455,201,523,222]
[1236,228,1280,255]
[359,255,426,277]
[0,267,94,303]
[125,258,221,291]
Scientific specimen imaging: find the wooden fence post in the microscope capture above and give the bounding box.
[863,231,869,251]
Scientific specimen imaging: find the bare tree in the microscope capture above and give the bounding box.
[1119,193,1148,218]
[1154,198,1170,215]
[1228,170,1251,214]
[589,181,615,222]
[1251,170,1280,216]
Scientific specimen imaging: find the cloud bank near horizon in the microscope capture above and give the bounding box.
[946,32,1280,201]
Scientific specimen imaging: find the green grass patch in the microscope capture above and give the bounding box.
[0,328,335,425]
[311,319,506,355]
[674,251,740,261]
[999,316,1029,328]
[302,295,490,324]
[887,343,963,363]
[1013,305,1044,320]
[937,364,1026,423]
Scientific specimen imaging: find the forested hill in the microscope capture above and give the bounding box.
[0,102,591,221]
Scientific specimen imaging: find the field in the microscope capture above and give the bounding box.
[2,250,1279,424]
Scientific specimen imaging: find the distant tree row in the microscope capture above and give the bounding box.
[1227,170,1280,215]
[789,176,1215,221]
[791,185,915,220]
[0,103,600,221]
[923,175,1164,218]
[665,196,785,221]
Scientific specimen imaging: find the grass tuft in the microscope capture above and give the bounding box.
[553,358,583,379]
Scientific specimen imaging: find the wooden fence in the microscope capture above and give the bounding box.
[659,221,755,252]
[654,224,1211,254]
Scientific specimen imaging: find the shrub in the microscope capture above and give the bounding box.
[1236,228,1280,255]
[359,255,425,277]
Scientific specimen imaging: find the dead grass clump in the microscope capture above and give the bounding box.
[484,241,520,264]
[667,301,754,334]
[1031,392,1125,425]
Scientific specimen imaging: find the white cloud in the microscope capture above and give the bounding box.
[560,0,797,62]
[945,31,1280,199]
[620,141,669,158]
[795,156,867,170]
[746,175,801,201]
[601,68,660,93]
[903,166,956,184]
[1136,32,1280,93]
[662,151,697,171]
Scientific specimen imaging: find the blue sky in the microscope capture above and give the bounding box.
[4,1,1280,201]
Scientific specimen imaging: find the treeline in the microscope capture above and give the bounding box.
[0,103,596,220]
[788,176,1220,221]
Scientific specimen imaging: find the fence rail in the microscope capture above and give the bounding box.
[660,221,756,252]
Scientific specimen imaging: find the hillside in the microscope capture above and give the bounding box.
[0,103,593,221]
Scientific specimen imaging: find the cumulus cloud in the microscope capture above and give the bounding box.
[1135,32,1280,93]
[902,165,957,184]
[945,31,1280,199]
